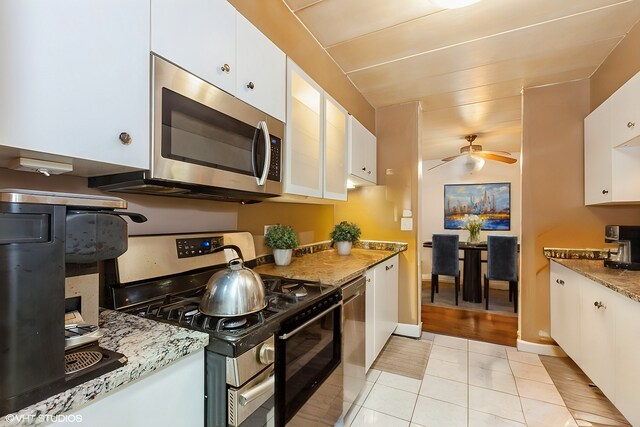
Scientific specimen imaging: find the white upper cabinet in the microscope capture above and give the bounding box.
[0,0,151,171]
[584,101,613,205]
[151,0,236,95]
[323,95,348,201]
[584,72,640,206]
[348,116,377,185]
[609,72,640,148]
[285,59,349,200]
[285,60,324,198]
[236,14,286,122]
[151,1,285,121]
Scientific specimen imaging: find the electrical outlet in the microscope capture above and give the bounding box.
[264,225,276,235]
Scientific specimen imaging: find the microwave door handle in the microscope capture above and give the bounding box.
[257,121,271,186]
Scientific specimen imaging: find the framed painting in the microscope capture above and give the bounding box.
[444,183,511,230]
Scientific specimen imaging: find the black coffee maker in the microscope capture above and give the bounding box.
[0,189,146,415]
[605,225,640,271]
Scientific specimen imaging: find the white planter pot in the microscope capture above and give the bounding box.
[336,241,352,256]
[273,248,292,266]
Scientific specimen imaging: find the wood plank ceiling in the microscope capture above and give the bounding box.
[283,0,640,160]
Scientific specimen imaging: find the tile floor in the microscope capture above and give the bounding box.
[341,333,578,427]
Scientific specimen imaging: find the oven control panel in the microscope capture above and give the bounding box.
[176,236,224,258]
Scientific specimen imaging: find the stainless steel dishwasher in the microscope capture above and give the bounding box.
[341,275,366,419]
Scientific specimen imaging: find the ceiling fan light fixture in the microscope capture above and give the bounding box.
[431,0,481,9]
[463,155,484,174]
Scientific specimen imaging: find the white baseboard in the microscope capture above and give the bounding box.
[516,339,567,357]
[394,322,423,338]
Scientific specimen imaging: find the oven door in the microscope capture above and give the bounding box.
[152,55,283,196]
[275,293,342,425]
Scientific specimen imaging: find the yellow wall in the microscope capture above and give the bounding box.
[590,22,640,112]
[228,0,375,133]
[521,80,640,345]
[236,202,334,255]
[335,102,422,325]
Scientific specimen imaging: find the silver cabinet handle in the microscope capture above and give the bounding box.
[119,132,132,145]
[221,63,231,73]
[386,264,394,271]
[279,302,342,340]
[247,81,255,90]
[602,189,609,195]
[627,121,635,128]
[594,301,606,309]
[556,279,564,285]
[256,121,270,186]
[239,374,274,406]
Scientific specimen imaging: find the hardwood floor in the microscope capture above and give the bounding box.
[421,304,518,347]
[540,355,630,426]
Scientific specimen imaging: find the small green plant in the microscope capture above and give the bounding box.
[330,221,362,244]
[265,224,298,249]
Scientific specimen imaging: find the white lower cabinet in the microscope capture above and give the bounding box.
[365,255,399,371]
[550,261,639,425]
[58,350,204,426]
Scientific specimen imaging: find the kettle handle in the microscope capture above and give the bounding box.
[211,244,244,261]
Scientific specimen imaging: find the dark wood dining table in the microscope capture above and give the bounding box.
[423,240,520,303]
[423,241,487,303]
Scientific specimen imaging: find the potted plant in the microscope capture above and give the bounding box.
[330,221,362,256]
[265,224,298,266]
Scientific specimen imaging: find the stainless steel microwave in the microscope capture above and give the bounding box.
[90,55,283,203]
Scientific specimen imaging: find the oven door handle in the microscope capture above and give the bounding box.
[278,301,342,340]
[239,373,274,406]
[256,120,271,186]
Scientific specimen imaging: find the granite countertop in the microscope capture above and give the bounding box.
[253,245,405,287]
[2,310,209,427]
[552,258,640,303]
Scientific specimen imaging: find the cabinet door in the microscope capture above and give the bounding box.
[151,0,236,95]
[323,95,348,201]
[373,263,387,358]
[614,295,640,427]
[236,13,286,122]
[284,60,324,198]
[609,72,640,148]
[580,281,616,401]
[584,101,612,205]
[365,270,375,371]
[0,0,150,170]
[549,262,581,362]
[384,255,399,339]
[348,116,376,184]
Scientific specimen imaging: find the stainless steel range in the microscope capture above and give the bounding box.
[101,232,342,427]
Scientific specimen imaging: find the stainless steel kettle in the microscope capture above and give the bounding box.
[199,245,267,317]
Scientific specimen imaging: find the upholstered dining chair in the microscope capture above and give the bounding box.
[431,234,460,305]
[485,235,519,312]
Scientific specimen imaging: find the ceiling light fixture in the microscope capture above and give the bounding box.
[431,0,481,9]
[463,154,484,174]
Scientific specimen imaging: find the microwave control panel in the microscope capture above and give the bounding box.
[176,236,224,258]
[268,136,281,182]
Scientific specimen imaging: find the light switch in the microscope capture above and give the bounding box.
[400,217,413,231]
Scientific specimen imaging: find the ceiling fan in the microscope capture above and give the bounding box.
[428,134,517,172]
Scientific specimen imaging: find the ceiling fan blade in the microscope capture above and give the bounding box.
[441,154,463,162]
[473,152,517,164]
[427,160,452,171]
[482,150,513,156]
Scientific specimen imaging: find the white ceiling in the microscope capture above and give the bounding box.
[283,0,640,160]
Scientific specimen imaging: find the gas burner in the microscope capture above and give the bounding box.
[282,283,308,298]
[218,317,248,330]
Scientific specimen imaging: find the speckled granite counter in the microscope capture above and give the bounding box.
[1,310,209,427]
[553,259,640,303]
[253,245,405,287]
